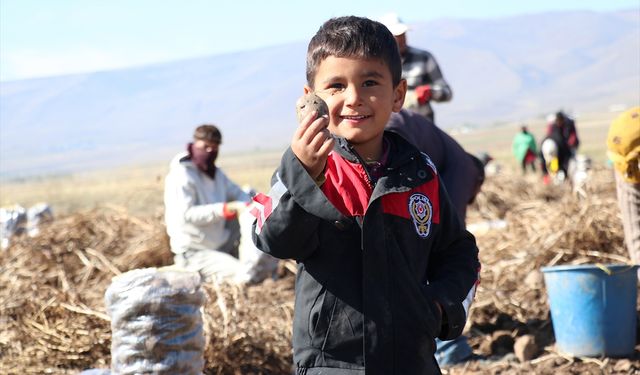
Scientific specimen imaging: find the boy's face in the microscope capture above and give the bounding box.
[306,56,406,156]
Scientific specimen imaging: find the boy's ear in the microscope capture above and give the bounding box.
[303,85,312,94]
[392,79,408,112]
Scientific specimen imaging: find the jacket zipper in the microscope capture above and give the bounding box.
[346,143,375,189]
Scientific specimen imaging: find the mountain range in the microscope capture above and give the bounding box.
[1,9,638,179]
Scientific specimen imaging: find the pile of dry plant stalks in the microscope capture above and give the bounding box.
[467,166,630,324]
[0,204,296,374]
[202,278,295,374]
[0,206,173,374]
[0,166,632,374]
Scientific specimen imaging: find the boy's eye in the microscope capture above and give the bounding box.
[321,83,345,95]
[363,80,379,87]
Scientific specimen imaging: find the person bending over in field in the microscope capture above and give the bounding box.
[164,124,276,284]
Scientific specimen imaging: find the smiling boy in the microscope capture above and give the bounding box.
[251,16,480,374]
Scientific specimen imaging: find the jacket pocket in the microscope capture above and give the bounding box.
[308,289,364,353]
[387,247,442,339]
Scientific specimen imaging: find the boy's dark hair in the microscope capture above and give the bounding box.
[306,16,402,88]
[193,124,222,143]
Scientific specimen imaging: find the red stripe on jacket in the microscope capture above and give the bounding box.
[381,179,440,224]
[322,153,373,217]
[321,152,440,224]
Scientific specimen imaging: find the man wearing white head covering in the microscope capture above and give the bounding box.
[379,13,453,123]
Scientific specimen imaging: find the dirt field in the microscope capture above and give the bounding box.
[1,112,639,374]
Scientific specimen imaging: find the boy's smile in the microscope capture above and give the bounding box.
[307,56,405,161]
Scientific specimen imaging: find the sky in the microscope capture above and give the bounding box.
[1,0,638,82]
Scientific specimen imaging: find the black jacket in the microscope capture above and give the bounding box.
[252,132,480,374]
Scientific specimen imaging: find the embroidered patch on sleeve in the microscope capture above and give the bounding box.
[408,193,433,238]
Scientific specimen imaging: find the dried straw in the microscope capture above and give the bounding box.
[0,206,172,374]
[0,167,634,374]
[467,167,629,325]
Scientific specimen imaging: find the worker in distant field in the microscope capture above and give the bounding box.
[512,125,537,174]
[607,107,640,278]
[540,111,579,183]
[548,111,579,157]
[380,13,453,123]
[164,124,277,284]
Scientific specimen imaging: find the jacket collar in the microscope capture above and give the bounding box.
[331,131,422,170]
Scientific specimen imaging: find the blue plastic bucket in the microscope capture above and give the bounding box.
[541,264,639,357]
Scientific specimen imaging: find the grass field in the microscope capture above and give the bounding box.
[0,110,618,216]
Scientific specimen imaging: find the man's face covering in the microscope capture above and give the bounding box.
[188,141,219,178]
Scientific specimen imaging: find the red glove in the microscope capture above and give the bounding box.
[222,203,238,220]
[415,85,432,104]
[222,201,251,220]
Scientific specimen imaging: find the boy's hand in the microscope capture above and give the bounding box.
[291,110,334,181]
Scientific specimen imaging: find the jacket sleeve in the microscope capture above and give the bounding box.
[422,173,480,340]
[219,170,251,203]
[437,129,483,218]
[181,191,226,224]
[165,167,234,225]
[424,53,453,102]
[251,148,326,261]
[387,110,476,217]
[567,119,579,149]
[529,135,538,153]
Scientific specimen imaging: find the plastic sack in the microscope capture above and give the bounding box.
[105,267,205,375]
[78,369,111,375]
[237,209,279,284]
[1,203,54,249]
[26,202,53,237]
[0,205,26,249]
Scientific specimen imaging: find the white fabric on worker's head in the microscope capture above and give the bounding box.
[379,13,409,36]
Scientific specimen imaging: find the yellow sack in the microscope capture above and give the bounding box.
[549,158,559,173]
[607,107,640,183]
